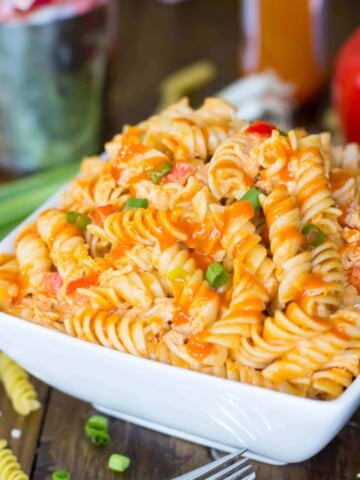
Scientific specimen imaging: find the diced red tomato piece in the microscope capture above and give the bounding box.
[163,162,196,185]
[245,120,277,136]
[89,204,118,227]
[66,273,98,295]
[43,272,63,294]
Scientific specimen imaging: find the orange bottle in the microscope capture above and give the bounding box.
[240,0,327,104]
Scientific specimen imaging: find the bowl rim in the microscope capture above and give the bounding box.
[1,308,359,410]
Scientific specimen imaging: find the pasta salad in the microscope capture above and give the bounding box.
[1,97,359,399]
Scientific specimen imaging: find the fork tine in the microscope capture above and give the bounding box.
[206,457,253,480]
[242,473,256,480]
[170,449,247,480]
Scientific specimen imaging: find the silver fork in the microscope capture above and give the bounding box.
[171,449,256,480]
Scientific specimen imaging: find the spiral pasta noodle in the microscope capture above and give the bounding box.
[0,440,28,480]
[0,354,40,416]
[0,254,19,308]
[1,97,360,400]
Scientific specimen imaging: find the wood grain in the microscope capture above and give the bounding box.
[0,377,48,476]
[32,389,211,480]
[30,388,359,479]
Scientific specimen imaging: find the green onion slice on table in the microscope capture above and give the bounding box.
[108,454,131,473]
[85,415,110,446]
[52,471,70,480]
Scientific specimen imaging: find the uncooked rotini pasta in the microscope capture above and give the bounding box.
[0,98,360,400]
[0,354,40,416]
[0,440,28,480]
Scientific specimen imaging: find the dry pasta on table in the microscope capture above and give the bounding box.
[1,97,360,400]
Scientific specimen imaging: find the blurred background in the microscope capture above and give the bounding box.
[0,0,359,235]
[104,0,359,136]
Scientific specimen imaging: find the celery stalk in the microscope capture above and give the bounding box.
[0,179,71,230]
[0,219,22,241]
[0,162,79,202]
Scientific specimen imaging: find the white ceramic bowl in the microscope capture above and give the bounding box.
[0,193,359,465]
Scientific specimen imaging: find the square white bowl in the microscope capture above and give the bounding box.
[0,190,359,465]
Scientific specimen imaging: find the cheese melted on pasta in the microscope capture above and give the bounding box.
[1,97,360,400]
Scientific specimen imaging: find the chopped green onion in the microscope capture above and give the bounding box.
[66,211,91,230]
[167,267,190,281]
[124,198,149,211]
[205,262,229,289]
[278,129,288,136]
[66,211,79,224]
[90,431,110,447]
[108,454,131,473]
[239,188,261,212]
[301,223,325,247]
[150,161,173,184]
[85,415,110,446]
[85,415,109,436]
[52,471,70,480]
[77,215,92,230]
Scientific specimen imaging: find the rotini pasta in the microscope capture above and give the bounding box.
[0,354,40,416]
[1,97,360,400]
[0,440,28,480]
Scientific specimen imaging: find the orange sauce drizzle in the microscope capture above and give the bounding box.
[294,273,326,301]
[174,217,221,254]
[191,250,215,270]
[186,332,213,360]
[278,226,304,243]
[330,325,351,342]
[173,310,191,326]
[329,170,356,192]
[278,162,293,182]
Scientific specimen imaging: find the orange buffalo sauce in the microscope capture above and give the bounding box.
[174,216,221,254]
[186,333,213,360]
[294,273,326,301]
[330,325,351,342]
[66,272,98,295]
[191,250,215,271]
[278,226,304,244]
[278,164,293,182]
[215,200,255,234]
[173,310,191,326]
[297,176,328,207]
[329,170,356,192]
[18,268,31,293]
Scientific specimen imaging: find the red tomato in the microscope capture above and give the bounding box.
[333,28,360,143]
[245,121,277,136]
[13,0,53,11]
[66,273,98,295]
[43,272,63,294]
[89,204,118,227]
[164,162,196,185]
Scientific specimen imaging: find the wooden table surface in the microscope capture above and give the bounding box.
[1,1,360,478]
